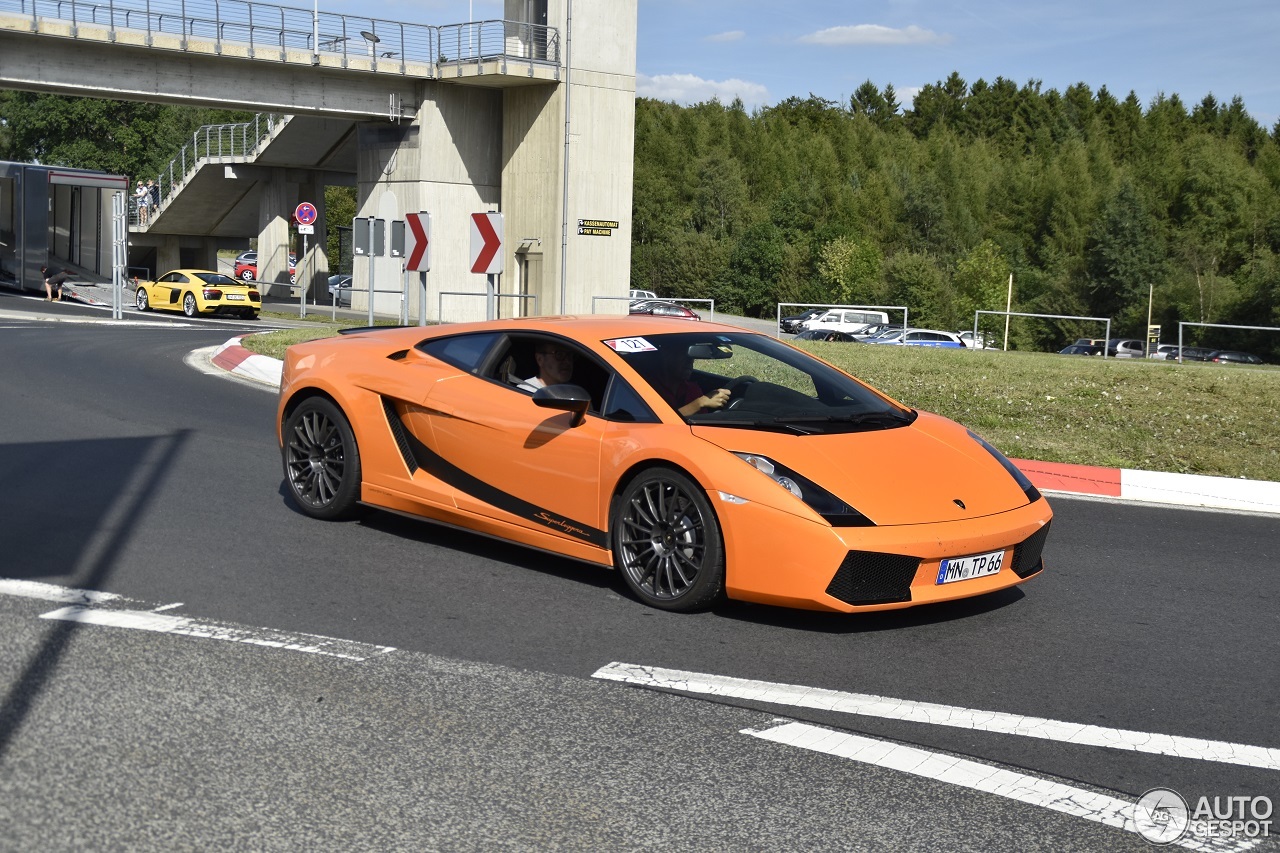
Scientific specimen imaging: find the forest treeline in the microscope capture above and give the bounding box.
[632,74,1280,357]
[5,74,1280,356]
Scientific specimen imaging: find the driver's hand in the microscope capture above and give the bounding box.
[703,388,731,409]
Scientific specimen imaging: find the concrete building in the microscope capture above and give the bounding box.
[0,0,638,320]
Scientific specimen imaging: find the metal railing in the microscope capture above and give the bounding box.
[131,113,285,226]
[9,0,560,71]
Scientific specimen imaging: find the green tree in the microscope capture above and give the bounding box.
[817,236,883,304]
[954,240,1011,329]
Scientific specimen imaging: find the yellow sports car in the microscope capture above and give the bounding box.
[135,269,260,319]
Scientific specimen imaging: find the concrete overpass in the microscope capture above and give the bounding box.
[0,0,637,318]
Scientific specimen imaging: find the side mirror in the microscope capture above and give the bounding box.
[532,384,591,427]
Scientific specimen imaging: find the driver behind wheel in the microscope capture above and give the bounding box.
[655,346,730,417]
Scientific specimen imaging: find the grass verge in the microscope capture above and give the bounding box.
[242,326,1280,482]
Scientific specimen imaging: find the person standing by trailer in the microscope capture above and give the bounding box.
[41,265,70,301]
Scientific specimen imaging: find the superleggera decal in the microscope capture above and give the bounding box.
[381,398,608,548]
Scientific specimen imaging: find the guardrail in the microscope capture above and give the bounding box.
[8,0,560,71]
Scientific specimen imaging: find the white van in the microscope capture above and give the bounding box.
[801,309,891,336]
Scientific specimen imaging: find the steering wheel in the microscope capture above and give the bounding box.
[723,375,758,410]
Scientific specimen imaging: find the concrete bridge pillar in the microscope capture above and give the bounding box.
[156,235,181,276]
[256,169,293,296]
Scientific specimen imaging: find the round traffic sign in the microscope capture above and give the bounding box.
[294,202,318,226]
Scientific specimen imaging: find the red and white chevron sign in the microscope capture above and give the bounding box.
[470,212,503,275]
[405,212,431,271]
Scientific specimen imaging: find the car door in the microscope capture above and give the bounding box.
[155,272,186,308]
[418,342,611,549]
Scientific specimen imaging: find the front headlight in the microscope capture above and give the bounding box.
[967,430,1041,504]
[732,453,874,527]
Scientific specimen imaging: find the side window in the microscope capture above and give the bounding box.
[602,375,660,423]
[417,332,503,373]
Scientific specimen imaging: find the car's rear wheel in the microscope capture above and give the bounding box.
[240,269,254,281]
[283,398,362,520]
[612,467,725,611]
[182,292,198,317]
[135,288,149,312]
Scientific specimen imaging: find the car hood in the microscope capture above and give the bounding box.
[693,411,1033,527]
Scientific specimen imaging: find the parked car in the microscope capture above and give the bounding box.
[957,331,991,349]
[1175,346,1216,362]
[327,274,353,307]
[1106,339,1147,358]
[779,307,826,334]
[867,329,967,348]
[1059,344,1103,356]
[801,309,891,336]
[135,269,260,319]
[793,329,860,342]
[234,250,297,284]
[278,317,1052,613]
[629,289,657,302]
[1207,350,1264,365]
[629,300,700,320]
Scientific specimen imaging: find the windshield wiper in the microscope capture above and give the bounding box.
[688,417,814,435]
[774,410,916,427]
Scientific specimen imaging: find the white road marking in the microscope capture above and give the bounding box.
[744,721,1260,853]
[0,578,395,662]
[39,605,397,662]
[593,663,1280,771]
[0,578,122,605]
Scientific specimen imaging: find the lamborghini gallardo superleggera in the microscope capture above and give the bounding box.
[277,316,1052,613]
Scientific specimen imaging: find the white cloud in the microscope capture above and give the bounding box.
[706,30,745,43]
[637,73,769,109]
[799,24,950,46]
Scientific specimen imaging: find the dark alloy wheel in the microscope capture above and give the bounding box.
[282,398,362,520]
[182,292,198,317]
[613,468,725,611]
[135,288,149,312]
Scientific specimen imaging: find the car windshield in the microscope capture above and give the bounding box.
[609,331,914,434]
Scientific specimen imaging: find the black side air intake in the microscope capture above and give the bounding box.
[381,397,419,475]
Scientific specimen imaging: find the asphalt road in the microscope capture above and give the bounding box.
[1,293,1277,851]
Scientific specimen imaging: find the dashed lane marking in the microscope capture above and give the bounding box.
[593,662,1280,771]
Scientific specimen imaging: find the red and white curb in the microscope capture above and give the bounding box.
[1014,459,1280,516]
[211,334,282,386]
[208,336,1280,516]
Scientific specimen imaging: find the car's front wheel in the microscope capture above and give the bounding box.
[612,467,725,611]
[282,398,362,520]
[182,292,198,317]
[135,287,149,312]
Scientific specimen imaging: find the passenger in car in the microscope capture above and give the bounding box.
[517,344,576,392]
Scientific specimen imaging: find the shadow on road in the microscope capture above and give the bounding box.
[0,430,191,757]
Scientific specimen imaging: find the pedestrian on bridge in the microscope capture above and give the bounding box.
[135,181,150,224]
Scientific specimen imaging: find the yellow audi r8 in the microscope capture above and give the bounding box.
[135,269,260,319]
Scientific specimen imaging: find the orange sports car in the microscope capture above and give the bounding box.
[277,316,1052,613]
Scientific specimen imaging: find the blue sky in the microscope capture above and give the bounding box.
[358,1,1280,127]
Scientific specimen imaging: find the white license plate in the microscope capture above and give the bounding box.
[936,549,1005,584]
[225,294,245,301]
